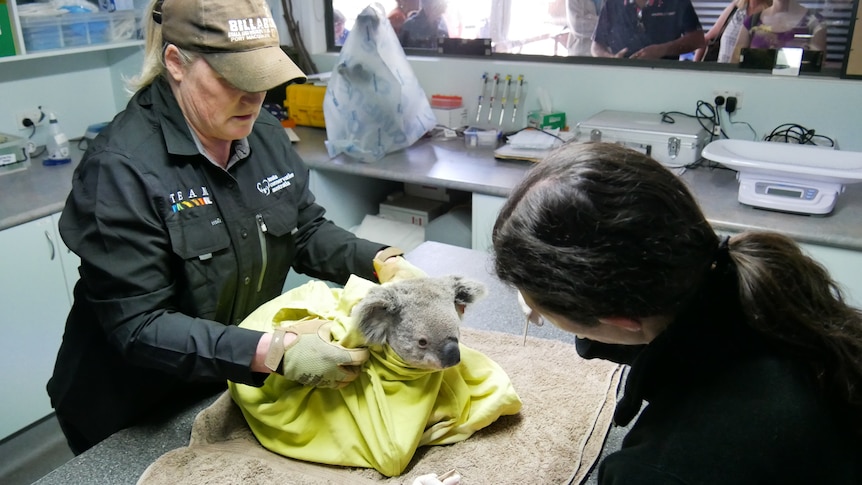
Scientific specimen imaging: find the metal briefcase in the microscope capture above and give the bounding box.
[575,110,711,168]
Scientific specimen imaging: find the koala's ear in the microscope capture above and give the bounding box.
[353,286,403,345]
[449,276,487,305]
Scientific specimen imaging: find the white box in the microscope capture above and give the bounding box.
[432,106,469,129]
[379,194,448,226]
[575,110,710,168]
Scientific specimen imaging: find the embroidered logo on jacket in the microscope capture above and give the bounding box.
[257,172,295,196]
[169,186,213,212]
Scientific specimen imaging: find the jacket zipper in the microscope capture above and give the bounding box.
[255,213,268,292]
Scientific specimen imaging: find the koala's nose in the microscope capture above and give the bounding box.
[440,340,461,368]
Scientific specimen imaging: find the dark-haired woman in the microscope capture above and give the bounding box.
[493,142,862,484]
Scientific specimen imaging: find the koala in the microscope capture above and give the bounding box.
[351,276,486,370]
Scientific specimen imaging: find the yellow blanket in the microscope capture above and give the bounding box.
[228,275,522,477]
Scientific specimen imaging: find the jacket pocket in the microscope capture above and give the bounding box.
[165,207,232,319]
[254,201,298,296]
[166,208,231,259]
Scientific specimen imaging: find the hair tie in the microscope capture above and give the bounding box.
[713,235,732,272]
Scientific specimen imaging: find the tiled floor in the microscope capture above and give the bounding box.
[0,415,74,485]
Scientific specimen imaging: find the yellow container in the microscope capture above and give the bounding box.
[284,84,327,127]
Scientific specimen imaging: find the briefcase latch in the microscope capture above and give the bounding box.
[667,137,681,159]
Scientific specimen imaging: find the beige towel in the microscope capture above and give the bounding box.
[138,328,623,485]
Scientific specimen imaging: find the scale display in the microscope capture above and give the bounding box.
[756,183,817,200]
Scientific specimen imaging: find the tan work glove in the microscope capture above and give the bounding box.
[264,319,369,388]
[374,247,427,283]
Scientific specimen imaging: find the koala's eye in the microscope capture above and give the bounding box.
[417,338,428,348]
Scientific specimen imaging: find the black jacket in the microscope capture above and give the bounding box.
[579,271,862,484]
[48,78,383,448]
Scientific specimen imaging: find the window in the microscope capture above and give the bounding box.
[327,0,860,76]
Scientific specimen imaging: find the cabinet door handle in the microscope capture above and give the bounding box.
[45,230,56,261]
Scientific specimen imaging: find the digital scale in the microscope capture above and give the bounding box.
[702,140,862,215]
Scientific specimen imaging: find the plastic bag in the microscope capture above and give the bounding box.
[323,3,437,163]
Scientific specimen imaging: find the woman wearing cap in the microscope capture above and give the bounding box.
[47,0,413,454]
[492,142,862,482]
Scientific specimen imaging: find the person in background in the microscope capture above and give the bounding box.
[731,0,826,63]
[398,0,449,48]
[566,0,605,57]
[591,0,705,59]
[333,9,350,46]
[492,142,862,483]
[388,0,420,35]
[47,0,413,455]
[694,0,772,62]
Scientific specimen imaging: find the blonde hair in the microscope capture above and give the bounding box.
[124,0,199,94]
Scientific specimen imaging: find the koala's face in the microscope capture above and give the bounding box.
[352,276,486,370]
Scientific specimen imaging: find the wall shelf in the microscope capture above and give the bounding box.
[0,39,143,64]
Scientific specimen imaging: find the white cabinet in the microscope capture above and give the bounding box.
[52,212,80,304]
[471,193,507,252]
[0,214,74,440]
[799,242,862,309]
[308,169,399,230]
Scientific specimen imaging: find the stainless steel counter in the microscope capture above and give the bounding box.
[293,127,862,251]
[3,129,862,251]
[0,151,79,231]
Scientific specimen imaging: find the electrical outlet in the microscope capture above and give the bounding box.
[15,109,45,130]
[713,90,743,111]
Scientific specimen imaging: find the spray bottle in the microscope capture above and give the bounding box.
[44,112,71,166]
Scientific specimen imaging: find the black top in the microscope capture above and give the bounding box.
[592,0,701,59]
[47,78,383,450]
[578,268,862,484]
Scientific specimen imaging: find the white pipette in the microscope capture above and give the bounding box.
[498,74,512,126]
[511,75,524,124]
[487,73,500,123]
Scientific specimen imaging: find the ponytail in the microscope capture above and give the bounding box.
[727,232,862,431]
[125,0,168,94]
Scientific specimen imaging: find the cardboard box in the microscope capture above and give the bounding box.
[527,110,566,130]
[379,193,448,227]
[575,110,710,168]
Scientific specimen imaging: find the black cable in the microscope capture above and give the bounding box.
[660,102,729,170]
[661,101,727,141]
[763,123,835,147]
[503,126,567,143]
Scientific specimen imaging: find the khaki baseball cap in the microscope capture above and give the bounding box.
[158,0,306,92]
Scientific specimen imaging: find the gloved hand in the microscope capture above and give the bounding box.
[374,247,427,283]
[265,319,369,388]
[412,471,461,485]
